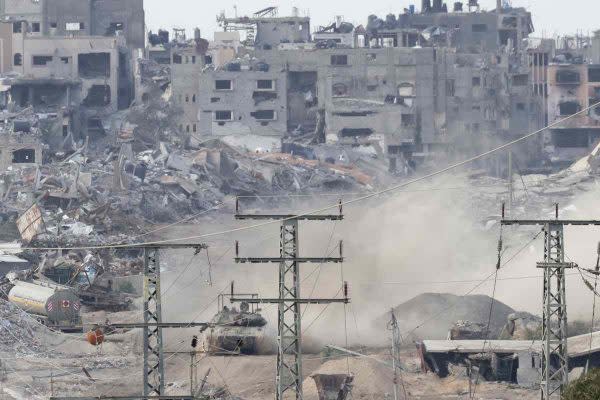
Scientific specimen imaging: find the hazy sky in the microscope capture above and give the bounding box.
[144,0,597,40]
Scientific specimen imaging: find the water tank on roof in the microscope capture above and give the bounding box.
[454,2,463,11]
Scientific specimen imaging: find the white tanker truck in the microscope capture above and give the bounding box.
[7,280,82,332]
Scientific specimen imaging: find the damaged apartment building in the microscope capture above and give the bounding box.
[188,1,541,172]
[534,32,600,168]
[0,0,144,162]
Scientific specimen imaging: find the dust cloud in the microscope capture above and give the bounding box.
[157,172,600,352]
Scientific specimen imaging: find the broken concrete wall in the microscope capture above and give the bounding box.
[372,7,533,53]
[11,35,122,91]
[90,0,145,49]
[0,135,42,171]
[0,22,12,74]
[255,18,311,50]
[198,68,287,137]
[314,31,355,48]
[43,0,92,38]
[116,49,135,110]
[0,0,45,34]
[8,82,74,111]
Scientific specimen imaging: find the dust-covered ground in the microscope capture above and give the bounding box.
[3,169,600,399]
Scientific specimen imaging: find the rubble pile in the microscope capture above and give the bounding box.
[380,293,517,340]
[0,300,46,354]
[499,312,542,340]
[449,320,489,340]
[468,143,600,228]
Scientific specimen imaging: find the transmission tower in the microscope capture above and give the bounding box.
[501,205,600,399]
[233,200,350,400]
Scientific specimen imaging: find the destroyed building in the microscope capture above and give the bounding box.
[217,6,311,50]
[170,32,208,141]
[0,20,135,148]
[0,0,144,159]
[0,131,42,170]
[542,33,600,168]
[185,3,543,172]
[209,31,242,68]
[364,0,533,53]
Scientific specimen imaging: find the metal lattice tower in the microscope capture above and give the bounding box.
[389,310,407,400]
[539,224,570,399]
[498,205,600,400]
[47,243,208,400]
[234,200,349,400]
[277,219,302,396]
[143,247,166,397]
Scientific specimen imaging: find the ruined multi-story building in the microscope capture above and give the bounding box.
[544,36,600,168]
[171,38,207,138]
[190,2,540,172]
[0,20,134,145]
[0,0,145,49]
[0,0,143,160]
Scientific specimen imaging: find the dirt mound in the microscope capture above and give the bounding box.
[302,356,394,400]
[377,293,516,340]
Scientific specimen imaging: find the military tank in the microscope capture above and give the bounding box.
[7,280,82,332]
[201,296,267,355]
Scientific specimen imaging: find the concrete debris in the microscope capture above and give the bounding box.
[500,312,542,340]
[0,300,46,354]
[449,320,489,340]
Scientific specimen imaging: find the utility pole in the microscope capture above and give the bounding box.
[190,336,198,395]
[500,205,600,399]
[389,310,407,400]
[233,200,350,400]
[507,151,513,216]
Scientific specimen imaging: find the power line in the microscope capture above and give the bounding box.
[383,273,581,285]
[470,227,502,399]
[400,228,544,338]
